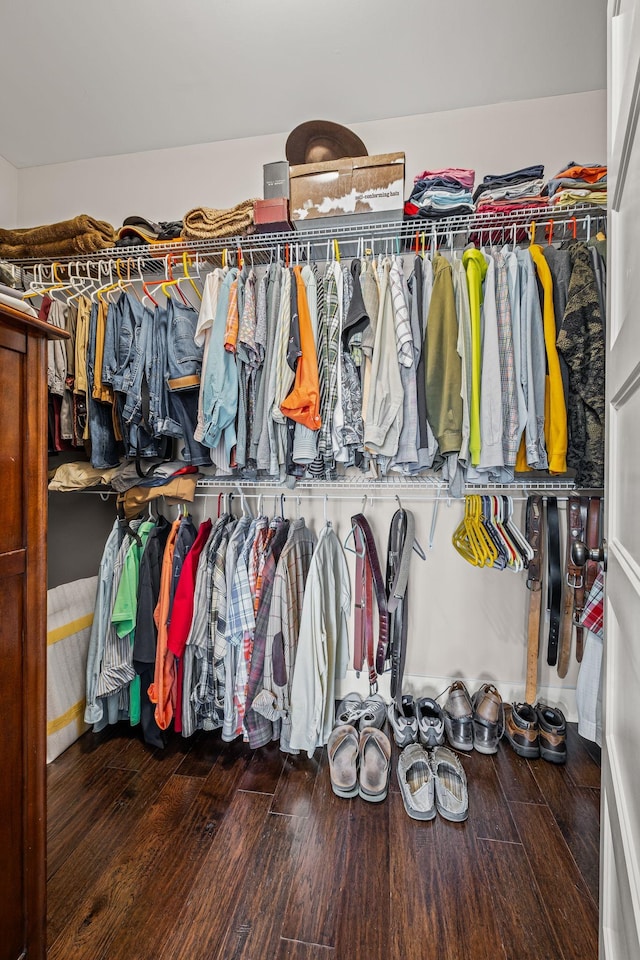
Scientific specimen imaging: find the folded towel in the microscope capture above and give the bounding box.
[181,199,257,241]
[0,215,116,259]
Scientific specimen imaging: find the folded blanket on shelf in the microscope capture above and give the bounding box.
[0,215,116,259]
[182,199,257,240]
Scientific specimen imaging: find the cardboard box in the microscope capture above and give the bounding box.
[253,198,292,234]
[289,152,405,225]
[264,161,290,199]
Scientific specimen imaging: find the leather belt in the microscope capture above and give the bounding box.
[525,495,543,705]
[351,513,389,693]
[560,494,584,673]
[585,497,601,596]
[385,508,415,705]
[546,496,562,666]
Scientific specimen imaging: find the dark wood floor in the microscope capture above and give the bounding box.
[47,721,601,960]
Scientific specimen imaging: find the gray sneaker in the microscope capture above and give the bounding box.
[335,692,364,728]
[387,695,419,747]
[416,697,445,748]
[359,693,387,730]
[443,681,474,752]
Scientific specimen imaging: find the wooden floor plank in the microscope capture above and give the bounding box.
[157,791,272,960]
[238,739,287,794]
[335,790,390,959]
[281,752,350,947]
[463,750,520,843]
[275,941,335,959]
[493,743,546,804]
[47,740,187,946]
[47,766,136,879]
[46,728,120,790]
[48,774,204,960]
[529,760,601,906]
[475,837,565,959]
[216,812,303,959]
[565,724,602,790]
[271,751,321,818]
[511,800,599,960]
[173,729,229,779]
[100,738,252,958]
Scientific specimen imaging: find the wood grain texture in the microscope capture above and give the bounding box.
[463,750,520,843]
[281,752,350,947]
[565,724,602,789]
[529,760,601,906]
[511,800,599,960]
[238,739,287,794]
[157,791,272,960]
[493,743,546,804]
[276,940,335,959]
[475,837,565,960]
[271,751,321,817]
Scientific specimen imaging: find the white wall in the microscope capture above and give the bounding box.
[29,88,606,720]
[17,90,605,227]
[0,154,18,228]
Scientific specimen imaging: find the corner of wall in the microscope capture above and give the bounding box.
[0,153,19,228]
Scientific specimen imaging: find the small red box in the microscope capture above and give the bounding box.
[253,198,292,233]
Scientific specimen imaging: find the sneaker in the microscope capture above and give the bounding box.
[535,702,567,764]
[443,681,474,752]
[359,693,387,730]
[387,695,419,748]
[503,702,540,759]
[335,692,364,728]
[471,683,504,755]
[416,697,445,748]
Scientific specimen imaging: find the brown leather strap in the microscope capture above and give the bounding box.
[525,495,543,705]
[557,586,573,679]
[585,497,601,594]
[351,514,388,693]
[560,495,583,675]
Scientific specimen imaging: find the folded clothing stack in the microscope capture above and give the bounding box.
[116,216,183,248]
[546,162,607,207]
[473,164,548,215]
[404,167,475,219]
[0,215,116,259]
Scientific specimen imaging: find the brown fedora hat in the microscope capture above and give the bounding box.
[285,120,368,165]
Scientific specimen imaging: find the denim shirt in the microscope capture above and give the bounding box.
[200,268,239,459]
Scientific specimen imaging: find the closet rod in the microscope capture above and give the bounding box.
[5,204,606,268]
[193,491,602,505]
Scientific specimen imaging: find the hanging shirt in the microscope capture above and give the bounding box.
[425,253,463,457]
[199,267,239,459]
[364,257,404,461]
[462,248,488,466]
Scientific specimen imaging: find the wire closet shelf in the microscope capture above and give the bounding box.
[4,203,606,272]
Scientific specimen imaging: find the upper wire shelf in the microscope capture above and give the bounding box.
[3,203,606,269]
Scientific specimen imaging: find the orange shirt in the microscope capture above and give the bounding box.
[279,266,322,431]
[224,279,239,353]
[148,517,181,730]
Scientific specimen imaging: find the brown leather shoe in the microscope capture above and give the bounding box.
[503,702,540,759]
[471,683,503,755]
[534,703,567,764]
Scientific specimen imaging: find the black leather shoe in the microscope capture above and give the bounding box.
[534,702,567,764]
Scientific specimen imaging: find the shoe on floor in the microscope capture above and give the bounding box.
[327,724,359,798]
[359,693,387,730]
[430,746,469,822]
[358,726,391,803]
[471,683,503,755]
[535,702,567,764]
[443,681,474,752]
[387,695,418,747]
[416,697,445,748]
[335,692,364,728]
[397,743,436,820]
[503,702,540,759]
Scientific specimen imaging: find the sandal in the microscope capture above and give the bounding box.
[358,726,391,803]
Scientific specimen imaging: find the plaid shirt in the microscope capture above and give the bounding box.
[228,520,258,736]
[318,267,339,461]
[244,520,290,748]
[263,519,317,752]
[581,568,604,639]
[493,248,519,465]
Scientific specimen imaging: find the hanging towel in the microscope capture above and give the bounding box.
[181,199,257,240]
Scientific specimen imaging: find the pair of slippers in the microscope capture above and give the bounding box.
[328,724,391,802]
[397,743,468,822]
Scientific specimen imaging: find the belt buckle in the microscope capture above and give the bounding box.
[567,573,584,588]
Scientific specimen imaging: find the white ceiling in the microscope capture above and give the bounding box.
[0,0,606,169]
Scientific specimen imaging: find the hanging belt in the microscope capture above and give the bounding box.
[560,494,585,675]
[351,513,389,694]
[385,509,415,705]
[585,497,601,596]
[546,496,562,666]
[525,495,543,706]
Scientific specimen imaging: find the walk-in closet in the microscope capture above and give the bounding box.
[1,2,638,959]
